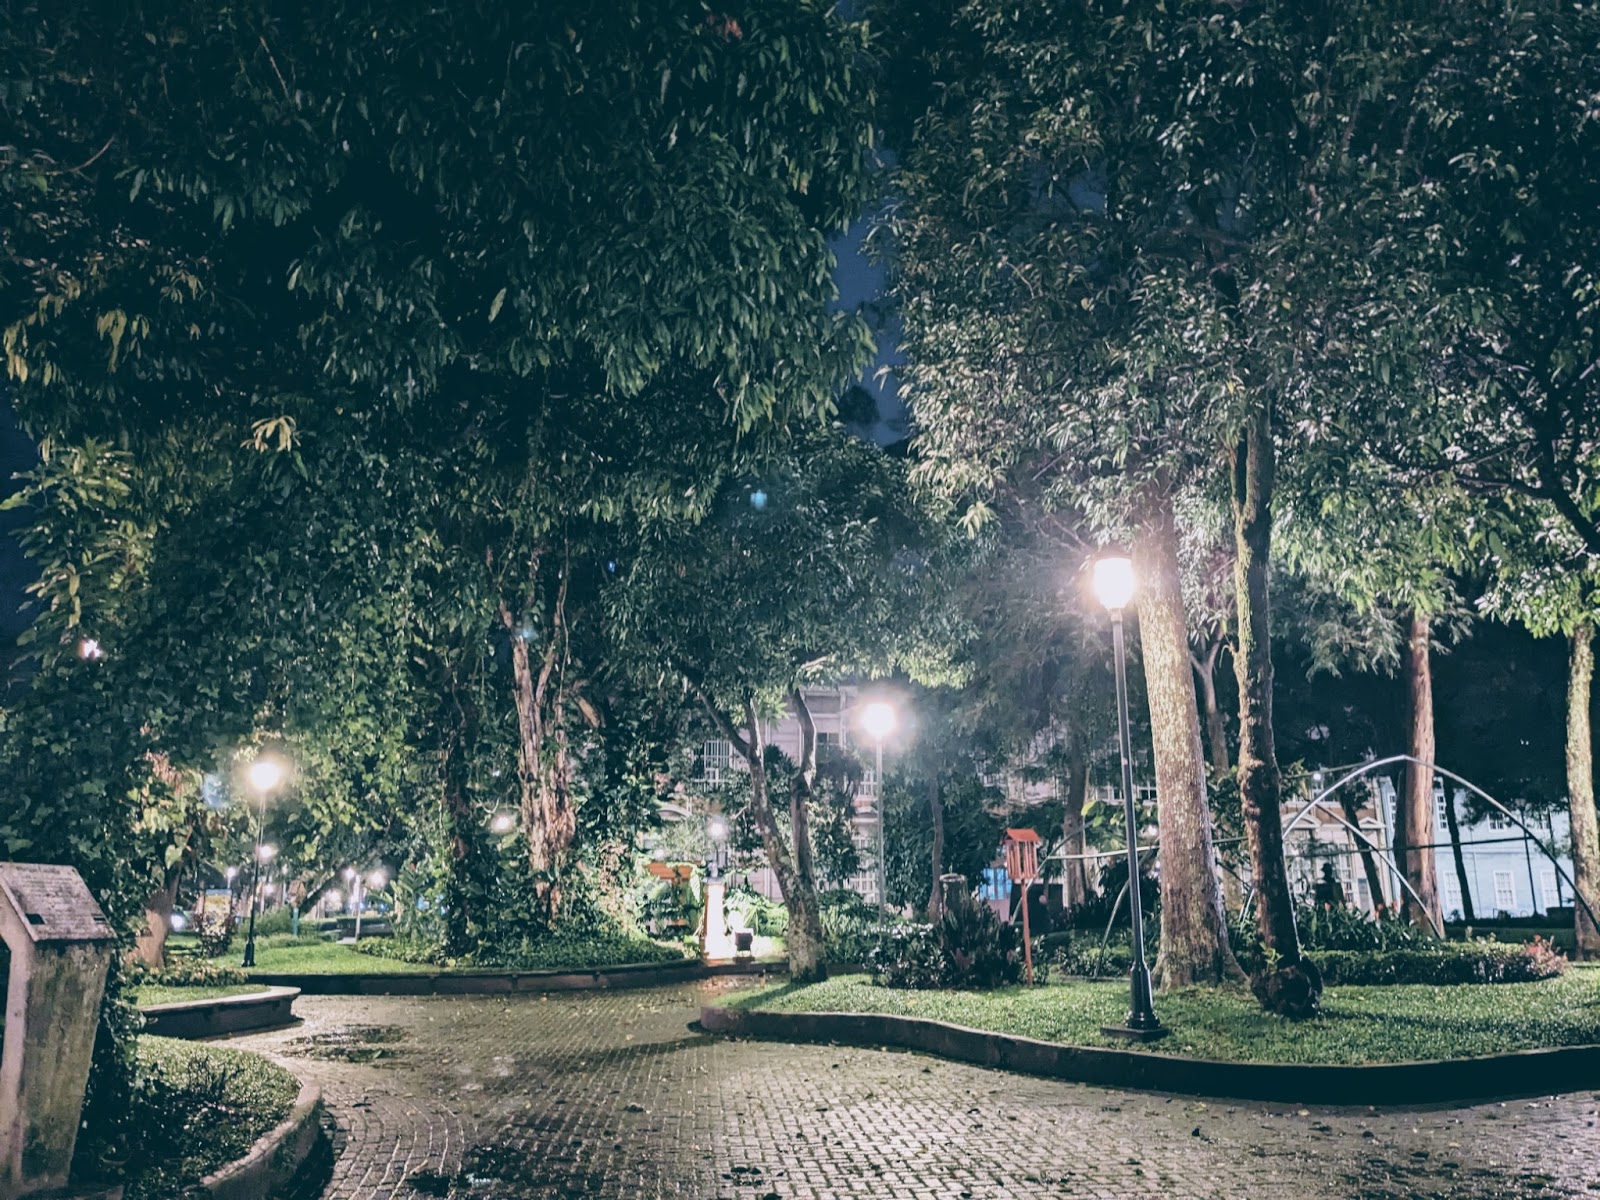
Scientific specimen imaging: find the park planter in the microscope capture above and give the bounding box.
[249,956,781,996]
[139,987,301,1039]
[199,1079,325,1200]
[700,1003,1600,1106]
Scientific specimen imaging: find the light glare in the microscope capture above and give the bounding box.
[860,700,897,743]
[248,756,286,794]
[1092,553,1136,611]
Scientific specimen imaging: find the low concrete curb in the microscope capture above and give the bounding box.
[200,1079,324,1200]
[139,987,301,1039]
[700,1005,1600,1106]
[250,956,782,996]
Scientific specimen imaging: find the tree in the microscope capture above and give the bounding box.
[608,429,958,979]
[2,0,879,922]
[883,765,1000,916]
[1323,2,1600,562]
[1481,509,1600,956]
[874,0,1410,992]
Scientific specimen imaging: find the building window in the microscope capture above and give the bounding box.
[1540,865,1560,909]
[696,739,731,783]
[1493,870,1516,913]
[1442,875,1463,921]
[1487,812,1511,831]
[817,731,839,748]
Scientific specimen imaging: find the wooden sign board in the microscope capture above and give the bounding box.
[0,863,115,944]
[1003,828,1041,885]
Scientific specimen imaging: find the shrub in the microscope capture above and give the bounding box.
[820,889,885,965]
[726,887,787,937]
[1048,937,1133,979]
[353,929,688,971]
[866,884,1024,990]
[126,958,247,989]
[1315,940,1567,985]
[867,924,948,988]
[938,885,1022,988]
[1297,903,1433,952]
[246,906,297,938]
[193,908,234,959]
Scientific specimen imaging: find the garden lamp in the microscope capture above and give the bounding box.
[859,699,898,932]
[1092,547,1164,1040]
[241,755,287,968]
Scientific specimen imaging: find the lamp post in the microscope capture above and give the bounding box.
[703,817,732,958]
[706,816,729,880]
[860,700,898,930]
[241,755,285,968]
[1092,549,1164,1041]
[353,869,386,941]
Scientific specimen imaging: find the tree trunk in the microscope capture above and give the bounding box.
[1230,411,1319,1015]
[739,700,827,980]
[1567,623,1600,957]
[440,674,484,958]
[1060,736,1092,912]
[1400,611,1442,931]
[135,872,182,969]
[1134,494,1243,988]
[1441,786,1475,923]
[1338,788,1392,919]
[502,568,577,923]
[789,689,822,900]
[927,773,946,920]
[1191,640,1230,773]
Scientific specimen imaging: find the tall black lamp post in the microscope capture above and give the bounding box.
[241,755,285,968]
[1093,548,1166,1041]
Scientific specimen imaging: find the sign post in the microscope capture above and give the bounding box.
[1003,830,1042,985]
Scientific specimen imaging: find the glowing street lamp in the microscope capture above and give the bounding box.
[242,755,287,969]
[1092,547,1163,1041]
[859,699,898,930]
[490,811,516,835]
[706,816,730,880]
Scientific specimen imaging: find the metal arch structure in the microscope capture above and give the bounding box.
[1261,753,1599,942]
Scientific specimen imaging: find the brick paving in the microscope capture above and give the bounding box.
[227,981,1600,1199]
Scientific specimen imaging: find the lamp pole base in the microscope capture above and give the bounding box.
[1100,1022,1169,1043]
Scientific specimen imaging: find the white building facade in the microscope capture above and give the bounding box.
[1283,777,1574,921]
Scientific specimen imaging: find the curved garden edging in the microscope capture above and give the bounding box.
[199,1079,325,1200]
[699,1004,1600,1106]
[251,956,782,996]
[140,987,302,1039]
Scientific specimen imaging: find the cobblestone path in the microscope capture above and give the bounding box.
[227,982,1600,1199]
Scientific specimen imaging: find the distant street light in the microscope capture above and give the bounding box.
[1092,547,1163,1041]
[707,816,729,879]
[859,700,898,930]
[241,755,287,969]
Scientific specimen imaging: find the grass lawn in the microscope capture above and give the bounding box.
[728,966,1600,1065]
[245,939,437,975]
[133,983,271,1007]
[123,1036,300,1200]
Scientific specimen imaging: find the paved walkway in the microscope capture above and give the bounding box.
[228,981,1600,1199]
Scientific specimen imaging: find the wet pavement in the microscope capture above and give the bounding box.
[226,982,1600,1199]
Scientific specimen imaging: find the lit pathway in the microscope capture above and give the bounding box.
[228,982,1600,1199]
